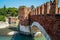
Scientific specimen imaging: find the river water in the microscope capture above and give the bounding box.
[0,33,46,40]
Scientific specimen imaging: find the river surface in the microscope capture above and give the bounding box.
[0,33,46,40]
[0,22,48,40]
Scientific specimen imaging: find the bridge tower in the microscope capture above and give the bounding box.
[50,0,58,14]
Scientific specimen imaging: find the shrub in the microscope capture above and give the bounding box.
[0,15,6,22]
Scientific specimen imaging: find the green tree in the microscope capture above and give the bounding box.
[7,7,18,17]
[31,5,35,10]
[0,5,18,21]
[0,15,6,22]
[0,5,7,16]
[3,5,7,16]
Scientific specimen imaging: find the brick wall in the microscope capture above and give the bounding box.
[29,14,60,40]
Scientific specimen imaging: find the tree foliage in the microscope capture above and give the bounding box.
[7,7,18,17]
[31,5,35,10]
[0,5,18,22]
[0,15,6,22]
[0,6,18,17]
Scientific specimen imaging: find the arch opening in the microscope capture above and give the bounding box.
[31,22,51,40]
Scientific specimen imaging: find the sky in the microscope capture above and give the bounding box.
[0,0,60,8]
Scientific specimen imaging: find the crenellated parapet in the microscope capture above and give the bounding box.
[46,2,50,14]
[58,8,60,14]
[30,0,59,15]
[40,6,42,15]
[50,0,58,14]
[41,4,44,14]
[36,7,40,15]
[19,0,59,17]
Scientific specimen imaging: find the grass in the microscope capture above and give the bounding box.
[34,34,46,40]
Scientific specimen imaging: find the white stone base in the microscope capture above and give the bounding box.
[20,24,30,33]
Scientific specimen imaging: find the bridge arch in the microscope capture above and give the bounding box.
[30,22,51,40]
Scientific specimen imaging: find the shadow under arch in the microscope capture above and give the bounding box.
[11,33,34,40]
[31,22,51,40]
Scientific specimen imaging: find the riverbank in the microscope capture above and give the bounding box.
[0,27,18,36]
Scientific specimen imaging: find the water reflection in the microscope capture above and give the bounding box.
[11,33,34,40]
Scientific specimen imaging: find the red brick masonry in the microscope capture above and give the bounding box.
[19,0,60,40]
[29,14,60,40]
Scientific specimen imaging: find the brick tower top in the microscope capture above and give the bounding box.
[50,0,58,14]
[50,0,58,4]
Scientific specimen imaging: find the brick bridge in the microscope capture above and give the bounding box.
[19,0,60,40]
[29,14,60,40]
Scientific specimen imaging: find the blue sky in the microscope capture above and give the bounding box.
[0,0,60,8]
